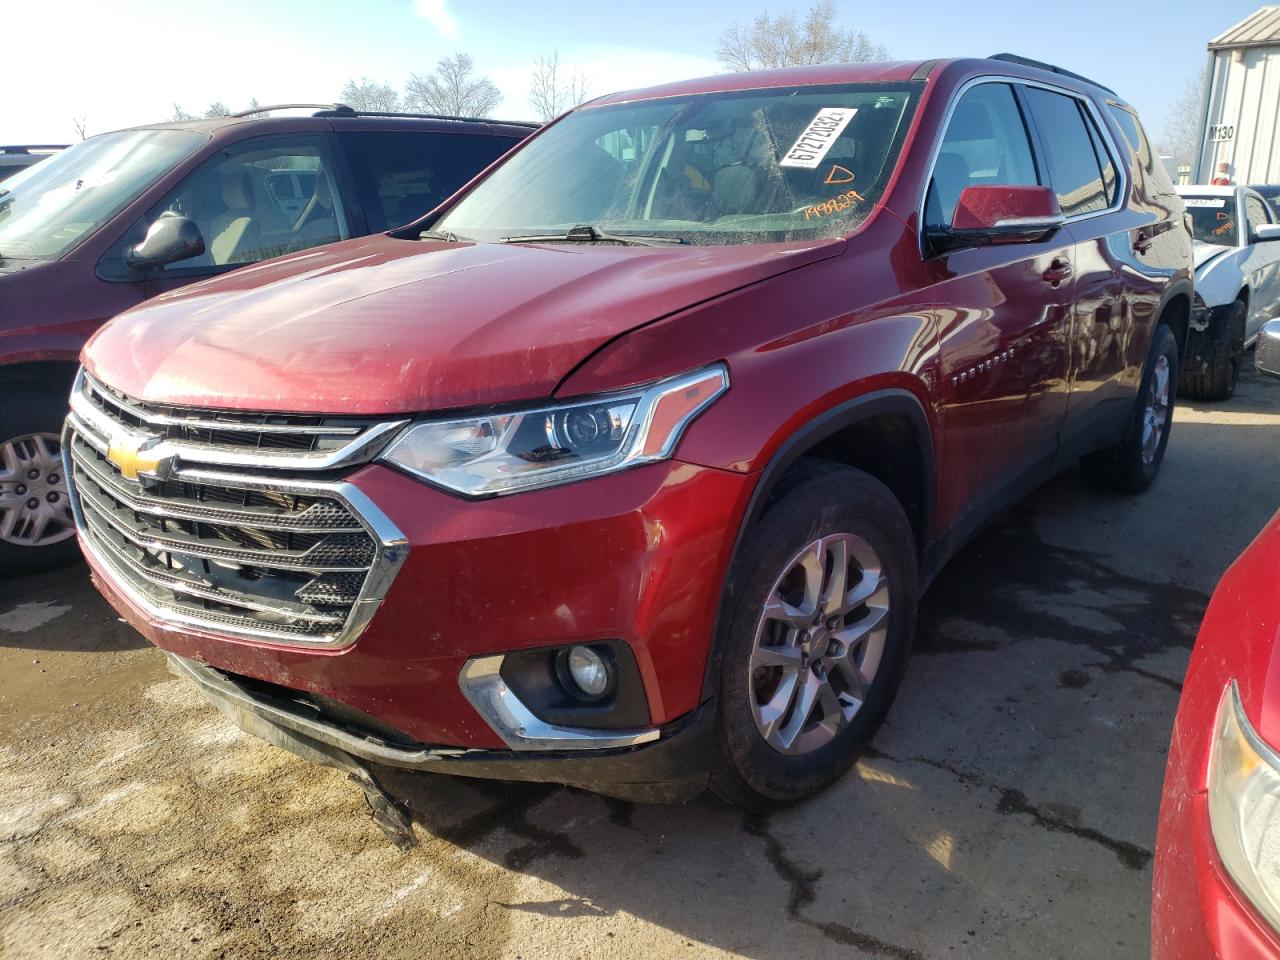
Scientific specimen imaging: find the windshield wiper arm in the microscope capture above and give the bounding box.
[500,224,685,246]
[418,229,469,242]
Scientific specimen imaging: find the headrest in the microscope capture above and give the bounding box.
[220,171,253,211]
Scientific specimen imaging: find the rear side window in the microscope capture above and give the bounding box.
[925,83,1039,228]
[1107,104,1178,197]
[1023,88,1112,218]
[339,131,518,231]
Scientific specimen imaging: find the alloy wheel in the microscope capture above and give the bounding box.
[749,532,890,756]
[0,433,75,548]
[1141,355,1171,465]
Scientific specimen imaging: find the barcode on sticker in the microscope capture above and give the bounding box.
[779,108,858,169]
[1183,197,1227,208]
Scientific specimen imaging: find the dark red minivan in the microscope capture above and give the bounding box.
[67,56,1192,840]
[0,107,532,576]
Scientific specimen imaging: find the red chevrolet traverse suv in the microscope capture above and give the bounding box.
[66,55,1192,838]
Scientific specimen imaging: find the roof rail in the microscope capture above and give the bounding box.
[314,108,539,128]
[0,145,68,153]
[987,53,1117,96]
[229,102,357,117]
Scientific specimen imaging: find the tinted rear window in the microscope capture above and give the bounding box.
[1023,87,1110,218]
[340,130,518,231]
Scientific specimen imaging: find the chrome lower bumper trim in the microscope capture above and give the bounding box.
[458,654,661,751]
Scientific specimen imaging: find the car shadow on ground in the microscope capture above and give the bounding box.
[0,561,147,653]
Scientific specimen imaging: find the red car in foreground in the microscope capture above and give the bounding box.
[1153,334,1280,958]
[67,55,1191,842]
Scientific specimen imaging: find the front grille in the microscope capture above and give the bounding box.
[65,373,407,647]
[82,373,384,455]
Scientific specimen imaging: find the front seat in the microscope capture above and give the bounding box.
[292,172,339,245]
[207,170,261,265]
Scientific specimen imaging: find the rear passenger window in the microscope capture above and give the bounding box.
[1023,88,1110,218]
[339,131,518,231]
[925,83,1039,228]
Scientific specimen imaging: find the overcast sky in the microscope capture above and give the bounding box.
[3,0,1265,145]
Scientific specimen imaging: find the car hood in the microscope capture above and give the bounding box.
[1192,240,1235,272]
[84,233,842,415]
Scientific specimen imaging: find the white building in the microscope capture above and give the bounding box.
[1195,6,1280,185]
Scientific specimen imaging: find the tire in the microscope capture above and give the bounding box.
[0,388,79,578]
[1080,323,1177,495]
[1180,299,1245,401]
[710,459,918,809]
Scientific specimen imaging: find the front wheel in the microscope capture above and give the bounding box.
[710,461,917,808]
[0,390,79,577]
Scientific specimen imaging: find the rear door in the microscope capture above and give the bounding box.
[1021,86,1158,456]
[923,80,1076,527]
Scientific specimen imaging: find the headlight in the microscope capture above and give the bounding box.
[1208,681,1280,932]
[380,364,728,496]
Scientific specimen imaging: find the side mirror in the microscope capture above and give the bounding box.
[1251,224,1280,244]
[124,214,204,271]
[927,185,1065,256]
[1257,319,1280,381]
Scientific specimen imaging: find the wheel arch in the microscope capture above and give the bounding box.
[700,388,935,701]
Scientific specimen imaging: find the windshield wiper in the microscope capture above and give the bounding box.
[500,224,685,246]
[418,229,469,242]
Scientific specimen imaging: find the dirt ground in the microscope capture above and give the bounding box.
[2,368,1278,960]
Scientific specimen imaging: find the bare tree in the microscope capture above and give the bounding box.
[404,53,502,117]
[171,103,196,121]
[71,115,88,140]
[242,97,270,118]
[529,49,591,121]
[204,102,232,118]
[717,0,888,72]
[1160,66,1208,169]
[340,78,401,112]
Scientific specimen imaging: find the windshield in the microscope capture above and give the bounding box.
[0,129,206,260]
[1182,195,1239,247]
[435,82,922,245]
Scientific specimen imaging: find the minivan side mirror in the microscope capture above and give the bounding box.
[926,185,1065,256]
[124,214,205,271]
[1257,319,1280,380]
[1251,224,1280,244]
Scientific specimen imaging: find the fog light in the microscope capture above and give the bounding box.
[566,646,610,699]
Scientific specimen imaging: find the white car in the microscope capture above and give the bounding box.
[1177,185,1280,399]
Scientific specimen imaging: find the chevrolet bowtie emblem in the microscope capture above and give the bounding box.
[106,433,170,482]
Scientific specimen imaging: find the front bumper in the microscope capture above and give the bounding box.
[167,651,716,803]
[83,458,754,753]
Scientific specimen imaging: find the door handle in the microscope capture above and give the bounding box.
[1134,231,1153,254]
[1042,258,1072,285]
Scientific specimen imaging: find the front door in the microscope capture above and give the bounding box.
[922,81,1075,529]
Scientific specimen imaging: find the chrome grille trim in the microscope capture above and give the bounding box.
[64,379,409,649]
[72,370,408,472]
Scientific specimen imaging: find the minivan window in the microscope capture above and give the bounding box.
[0,129,205,261]
[434,83,922,244]
[1023,88,1110,218]
[925,82,1039,228]
[340,130,519,231]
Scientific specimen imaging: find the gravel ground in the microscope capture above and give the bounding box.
[2,367,1278,960]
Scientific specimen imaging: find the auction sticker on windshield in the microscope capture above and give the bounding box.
[1183,197,1227,208]
[779,108,858,169]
